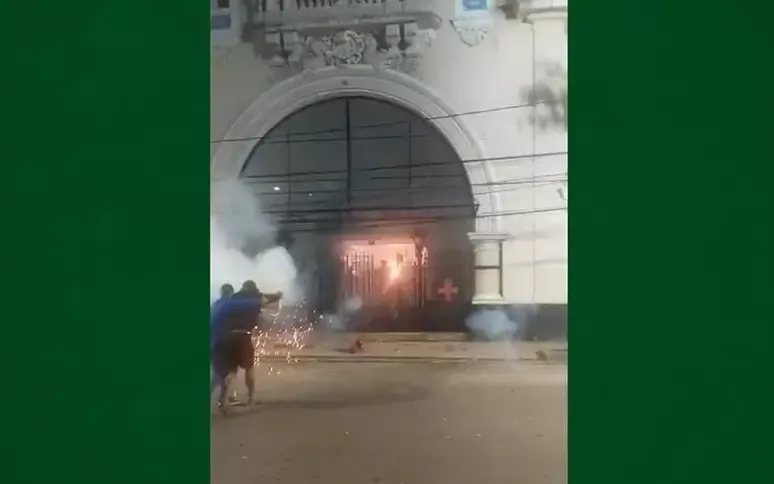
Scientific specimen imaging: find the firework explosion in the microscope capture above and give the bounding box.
[250,299,335,375]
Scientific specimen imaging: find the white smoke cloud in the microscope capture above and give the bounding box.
[253,246,301,303]
[210,179,301,304]
[322,296,363,332]
[465,306,536,341]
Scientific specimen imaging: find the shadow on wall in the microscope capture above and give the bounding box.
[521,62,567,132]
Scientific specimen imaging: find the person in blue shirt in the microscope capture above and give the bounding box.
[211,283,234,316]
[210,283,236,403]
[211,283,234,342]
[211,280,282,409]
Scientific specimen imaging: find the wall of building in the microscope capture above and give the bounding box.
[210,1,567,315]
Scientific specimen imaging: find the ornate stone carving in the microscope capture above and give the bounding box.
[247,0,441,74]
[450,18,492,47]
[264,25,434,75]
[303,30,377,67]
[450,0,494,47]
[418,28,437,48]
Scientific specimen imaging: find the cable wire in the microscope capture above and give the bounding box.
[269,206,566,234]
[237,151,567,181]
[210,100,559,145]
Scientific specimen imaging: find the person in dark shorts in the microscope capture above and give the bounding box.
[210,280,282,408]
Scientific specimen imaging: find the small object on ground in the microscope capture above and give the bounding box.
[348,338,364,354]
[536,350,548,361]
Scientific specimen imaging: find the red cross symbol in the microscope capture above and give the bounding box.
[437,278,459,302]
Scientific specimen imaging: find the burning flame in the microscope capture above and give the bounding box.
[389,261,402,282]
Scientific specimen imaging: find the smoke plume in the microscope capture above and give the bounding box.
[210,179,301,303]
[323,296,363,332]
[465,305,536,341]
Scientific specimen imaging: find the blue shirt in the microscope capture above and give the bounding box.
[210,297,229,320]
[210,295,263,348]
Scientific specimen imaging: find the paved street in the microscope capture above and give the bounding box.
[211,361,566,484]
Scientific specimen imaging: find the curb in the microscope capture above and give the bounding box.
[260,355,563,364]
[352,333,470,343]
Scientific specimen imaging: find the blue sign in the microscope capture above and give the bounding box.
[463,0,488,11]
[211,13,231,31]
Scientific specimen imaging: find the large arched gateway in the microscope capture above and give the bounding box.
[239,96,476,331]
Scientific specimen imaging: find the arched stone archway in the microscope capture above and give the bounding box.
[210,66,503,233]
[237,95,478,330]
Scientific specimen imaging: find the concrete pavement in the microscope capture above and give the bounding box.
[212,361,567,484]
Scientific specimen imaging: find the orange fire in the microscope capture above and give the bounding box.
[388,261,402,282]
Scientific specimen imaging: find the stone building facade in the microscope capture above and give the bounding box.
[211,0,567,337]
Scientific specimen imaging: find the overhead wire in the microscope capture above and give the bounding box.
[211,99,567,234]
[250,177,566,207]
[210,100,560,145]
[269,206,566,234]
[237,150,567,181]
[246,170,566,191]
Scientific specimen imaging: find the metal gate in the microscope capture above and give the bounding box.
[338,247,430,309]
[336,242,472,331]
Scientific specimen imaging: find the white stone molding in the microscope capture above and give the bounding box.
[468,232,510,305]
[520,0,568,25]
[210,67,504,233]
[521,0,568,16]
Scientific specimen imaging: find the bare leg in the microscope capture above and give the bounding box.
[211,365,226,408]
[210,366,223,396]
[229,370,239,403]
[244,367,256,404]
[218,373,235,410]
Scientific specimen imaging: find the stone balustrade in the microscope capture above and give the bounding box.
[251,0,435,27]
[521,0,568,14]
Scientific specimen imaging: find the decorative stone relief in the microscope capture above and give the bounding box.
[264,25,435,75]
[303,31,377,68]
[245,0,443,75]
[450,18,492,47]
[451,0,494,47]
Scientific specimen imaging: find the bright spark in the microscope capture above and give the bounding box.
[250,298,330,372]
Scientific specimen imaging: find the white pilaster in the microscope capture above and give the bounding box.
[468,232,510,305]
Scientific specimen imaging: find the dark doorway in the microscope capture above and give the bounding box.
[240,97,475,331]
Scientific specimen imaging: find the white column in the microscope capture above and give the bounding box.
[468,232,510,305]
